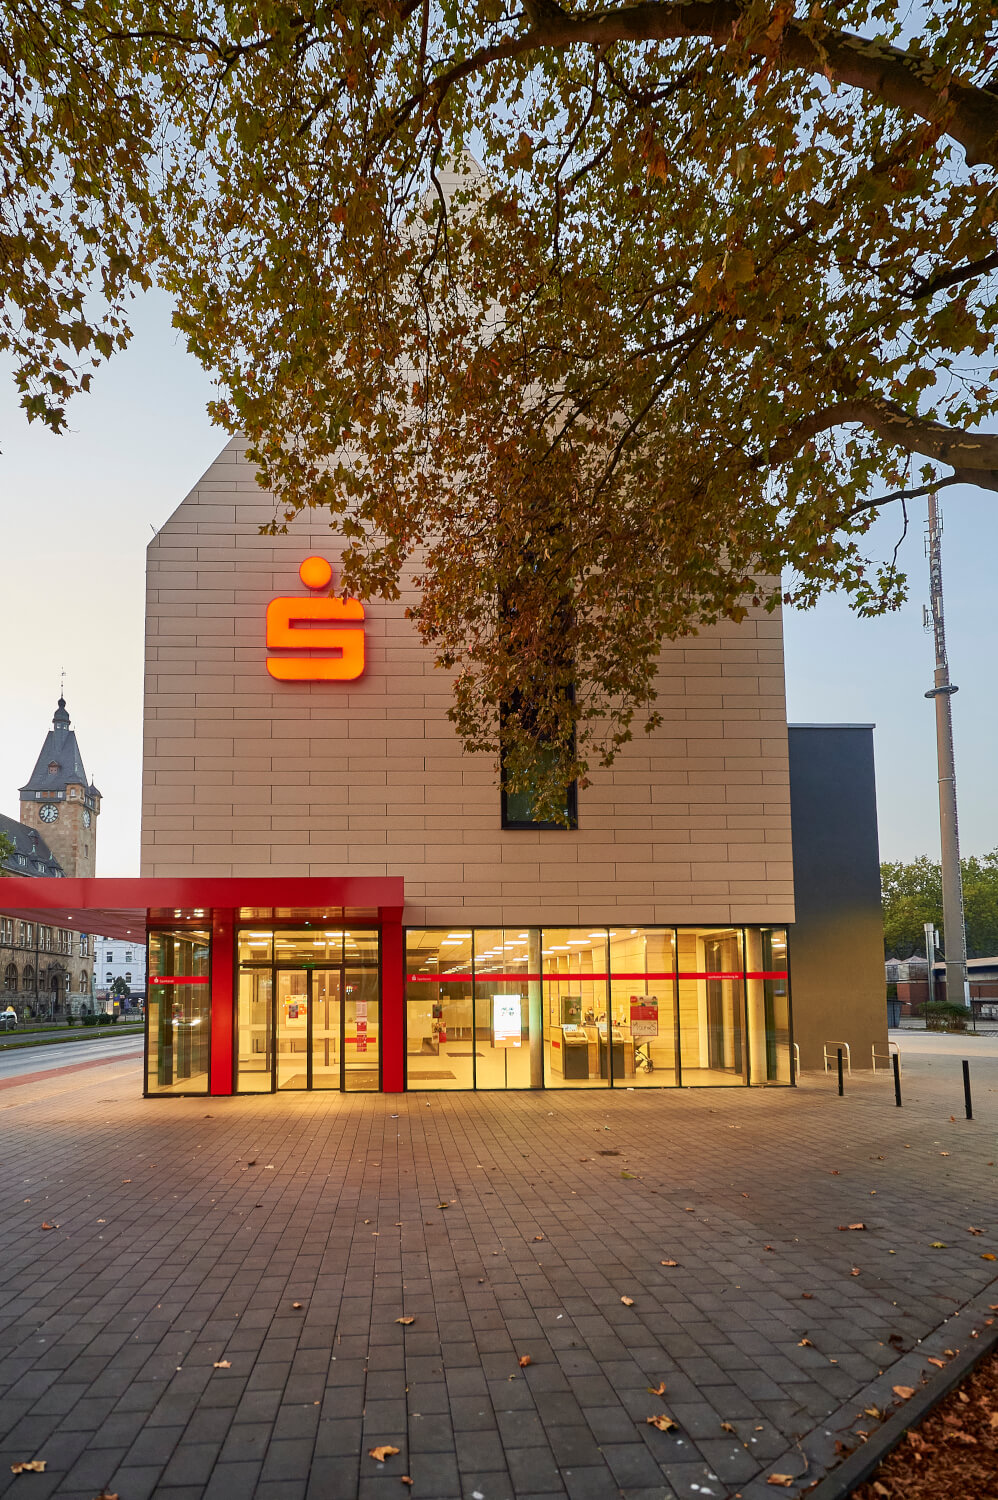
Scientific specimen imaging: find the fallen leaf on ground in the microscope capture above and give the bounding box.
[968,1227,984,1235]
[764,1244,775,1252]
[620,1171,637,1179]
[837,1223,866,1231]
[292,1303,302,1310]
[931,1242,947,1249]
[981,1253,997,1261]
[798,1338,813,1347]
[660,1260,678,1267]
[620,1296,635,1306]
[10,1461,46,1473]
[94,1491,119,1499]
[864,1406,883,1419]
[436,1203,449,1210]
[401,1479,413,1488]
[646,1414,677,1432]
[928,1357,947,1368]
[647,1382,666,1396]
[893,1385,916,1399]
[802,1292,813,1299]
[767,1477,794,1488]
[851,1267,861,1276]
[829,1170,840,1175]
[533,1235,544,1241]
[40,1223,56,1231]
[721,1421,737,1433]
[396,1317,415,1326]
[518,1355,532,1368]
[213,1360,231,1369]
[121,1179,131,1184]
[369,1446,400,1463]
[940,1152,950,1157]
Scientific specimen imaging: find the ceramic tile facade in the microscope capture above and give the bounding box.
[142,438,795,927]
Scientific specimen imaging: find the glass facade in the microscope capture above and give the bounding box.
[405,926,791,1090]
[146,928,211,1094]
[235,927,380,1093]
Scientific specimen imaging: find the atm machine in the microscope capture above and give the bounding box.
[559,1024,590,1079]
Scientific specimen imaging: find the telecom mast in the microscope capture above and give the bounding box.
[923,493,970,1008]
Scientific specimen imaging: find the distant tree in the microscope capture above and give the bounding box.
[882,851,998,959]
[110,977,131,999]
[0,831,14,872]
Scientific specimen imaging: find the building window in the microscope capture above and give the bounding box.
[146,928,211,1095]
[22,965,34,992]
[125,973,132,983]
[105,952,114,964]
[0,919,11,944]
[3,964,16,992]
[499,691,578,831]
[80,973,89,994]
[125,951,132,962]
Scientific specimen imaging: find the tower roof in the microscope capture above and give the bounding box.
[19,698,97,798]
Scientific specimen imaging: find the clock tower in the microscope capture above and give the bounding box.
[19,697,101,878]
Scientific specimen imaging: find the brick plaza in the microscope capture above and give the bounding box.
[0,1045,995,1499]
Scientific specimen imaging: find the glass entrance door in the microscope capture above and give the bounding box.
[311,969,341,1089]
[277,971,310,1090]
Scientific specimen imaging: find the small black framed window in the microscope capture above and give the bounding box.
[500,741,578,830]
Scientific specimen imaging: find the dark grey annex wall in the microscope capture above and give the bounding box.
[788,726,887,1070]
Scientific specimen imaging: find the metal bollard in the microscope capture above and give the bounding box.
[963,1059,973,1120]
[837,1047,844,1097]
[893,1051,902,1108]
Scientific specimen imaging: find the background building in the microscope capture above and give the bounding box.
[0,698,101,1016]
[95,933,146,1006]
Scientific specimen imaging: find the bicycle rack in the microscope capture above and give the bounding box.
[823,1040,851,1075]
[792,1042,800,1078]
[872,1039,901,1075]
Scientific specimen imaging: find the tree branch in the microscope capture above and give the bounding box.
[843,474,961,518]
[414,2,998,167]
[764,399,998,492]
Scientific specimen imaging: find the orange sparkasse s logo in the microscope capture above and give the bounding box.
[266,557,365,681]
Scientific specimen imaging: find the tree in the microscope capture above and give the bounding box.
[4,2,997,809]
[881,850,998,959]
[0,831,14,872]
[110,976,131,999]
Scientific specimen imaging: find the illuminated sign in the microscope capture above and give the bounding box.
[266,557,366,681]
[492,995,522,1047]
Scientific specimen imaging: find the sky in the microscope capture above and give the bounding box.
[1,289,995,875]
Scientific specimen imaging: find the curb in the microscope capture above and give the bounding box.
[803,1320,998,1499]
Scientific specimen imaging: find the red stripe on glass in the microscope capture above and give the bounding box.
[149,975,210,985]
[406,970,788,983]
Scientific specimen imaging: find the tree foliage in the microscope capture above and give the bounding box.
[4,1,998,808]
[881,850,998,959]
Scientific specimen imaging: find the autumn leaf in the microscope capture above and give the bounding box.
[931,1242,947,1248]
[851,1267,861,1276]
[646,1414,678,1432]
[292,1302,303,1310]
[720,1421,737,1434]
[533,1235,544,1241]
[798,1337,813,1347]
[864,1405,883,1419]
[621,1171,637,1179]
[213,1360,231,1369]
[437,1203,449,1210]
[401,1479,413,1488]
[968,1227,984,1235]
[396,1317,415,1325]
[647,1382,666,1396]
[369,1446,400,1462]
[836,1223,866,1231]
[981,1253,997,1261]
[928,1357,946,1368]
[893,1385,916,1399]
[620,1296,635,1306]
[518,1355,532,1367]
[9,1461,46,1474]
[660,1260,678,1267]
[766,1476,794,1488]
[802,1292,813,1299]
[40,1223,57,1231]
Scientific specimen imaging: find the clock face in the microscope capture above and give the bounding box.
[39,804,58,823]
[82,809,91,828]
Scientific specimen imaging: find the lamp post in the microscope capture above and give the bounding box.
[924,494,970,1009]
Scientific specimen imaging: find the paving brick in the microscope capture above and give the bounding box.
[0,1045,994,1500]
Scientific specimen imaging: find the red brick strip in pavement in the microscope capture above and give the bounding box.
[0,1048,143,1091]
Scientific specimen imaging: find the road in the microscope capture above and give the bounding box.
[0,1032,143,1081]
[890,1027,998,1060]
